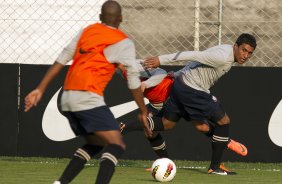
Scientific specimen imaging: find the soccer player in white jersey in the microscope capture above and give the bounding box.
[144,33,256,175]
[119,61,249,164]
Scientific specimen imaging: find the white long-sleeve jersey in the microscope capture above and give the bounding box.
[159,44,235,93]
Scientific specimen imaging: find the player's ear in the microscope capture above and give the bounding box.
[99,14,103,22]
[119,15,123,23]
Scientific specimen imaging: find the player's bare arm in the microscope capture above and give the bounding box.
[24,61,64,112]
[130,87,153,137]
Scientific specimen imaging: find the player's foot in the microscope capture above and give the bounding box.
[52,181,61,184]
[219,164,237,175]
[227,139,248,156]
[119,122,125,133]
[208,167,237,175]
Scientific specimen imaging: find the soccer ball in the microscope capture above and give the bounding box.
[151,158,177,182]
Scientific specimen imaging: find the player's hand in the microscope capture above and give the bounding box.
[139,113,153,138]
[144,57,160,69]
[24,89,43,112]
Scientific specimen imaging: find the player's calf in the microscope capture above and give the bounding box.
[57,144,103,184]
[148,132,169,158]
[95,144,125,184]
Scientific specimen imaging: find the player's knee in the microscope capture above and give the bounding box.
[162,118,176,130]
[95,130,126,149]
[120,142,126,150]
[194,123,210,133]
[110,140,126,150]
[217,114,230,125]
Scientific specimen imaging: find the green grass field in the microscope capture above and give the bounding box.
[1,157,282,184]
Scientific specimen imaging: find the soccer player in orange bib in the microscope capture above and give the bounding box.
[24,1,151,183]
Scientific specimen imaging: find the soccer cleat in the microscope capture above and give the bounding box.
[208,168,227,175]
[52,181,61,184]
[227,139,248,156]
[208,167,236,175]
[219,164,237,175]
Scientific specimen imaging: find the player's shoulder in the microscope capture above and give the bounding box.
[207,44,232,51]
[205,44,233,63]
[105,38,135,54]
[219,44,233,50]
[211,44,233,55]
[117,38,134,46]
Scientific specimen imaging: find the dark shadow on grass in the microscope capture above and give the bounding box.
[181,168,207,174]
[136,179,160,183]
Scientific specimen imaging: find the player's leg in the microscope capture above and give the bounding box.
[120,104,166,135]
[58,136,104,184]
[56,106,124,184]
[192,120,247,156]
[174,82,232,175]
[192,121,213,136]
[208,111,234,175]
[80,106,125,184]
[146,94,183,159]
[54,110,108,184]
[147,132,169,158]
[120,116,166,133]
[120,119,143,135]
[142,109,171,158]
[179,89,231,174]
[191,118,231,174]
[56,91,106,183]
[94,130,125,184]
[57,131,125,184]
[120,104,170,159]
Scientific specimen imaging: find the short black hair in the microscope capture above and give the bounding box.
[100,0,122,23]
[236,33,257,49]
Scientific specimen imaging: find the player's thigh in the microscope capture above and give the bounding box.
[208,100,230,125]
[162,94,182,124]
[84,131,125,149]
[95,130,125,149]
[84,134,105,146]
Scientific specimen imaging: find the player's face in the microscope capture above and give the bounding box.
[234,43,255,64]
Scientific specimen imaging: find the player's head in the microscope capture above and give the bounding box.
[236,33,257,49]
[234,33,257,64]
[100,0,122,28]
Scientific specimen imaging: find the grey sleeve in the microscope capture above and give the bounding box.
[104,39,141,89]
[56,30,83,65]
[142,68,167,88]
[159,48,227,67]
